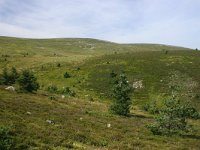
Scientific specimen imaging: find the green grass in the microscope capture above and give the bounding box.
[1,89,200,150]
[0,36,191,69]
[80,50,200,108]
[0,36,200,149]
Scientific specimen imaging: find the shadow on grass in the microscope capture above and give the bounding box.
[181,134,200,140]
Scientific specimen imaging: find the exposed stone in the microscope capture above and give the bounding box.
[5,86,15,91]
[132,80,144,89]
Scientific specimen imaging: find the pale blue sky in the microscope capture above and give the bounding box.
[0,0,200,48]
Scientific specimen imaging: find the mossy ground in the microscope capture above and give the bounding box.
[0,37,200,149]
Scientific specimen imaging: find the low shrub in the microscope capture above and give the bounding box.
[47,85,58,93]
[49,96,56,100]
[143,101,159,114]
[109,73,132,116]
[64,72,71,78]
[0,125,15,150]
[57,63,61,67]
[61,87,76,97]
[110,70,117,78]
[17,69,39,93]
[146,97,199,136]
[0,67,19,85]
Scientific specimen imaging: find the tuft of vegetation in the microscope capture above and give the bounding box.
[9,67,19,85]
[48,96,56,100]
[110,70,117,78]
[61,87,76,97]
[1,68,10,85]
[17,69,39,93]
[47,84,58,93]
[109,73,132,116]
[0,125,15,150]
[57,63,61,67]
[0,67,19,85]
[147,97,199,136]
[64,71,71,78]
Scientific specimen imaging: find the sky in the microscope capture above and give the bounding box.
[0,0,200,48]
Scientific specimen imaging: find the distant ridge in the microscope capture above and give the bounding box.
[0,36,192,50]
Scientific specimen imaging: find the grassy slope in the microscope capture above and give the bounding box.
[0,36,200,150]
[81,50,200,108]
[0,36,190,69]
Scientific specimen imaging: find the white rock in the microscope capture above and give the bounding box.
[132,80,143,89]
[26,112,31,115]
[61,95,65,99]
[5,86,15,91]
[107,123,111,128]
[46,120,54,124]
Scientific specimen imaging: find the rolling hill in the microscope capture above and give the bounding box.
[0,36,200,150]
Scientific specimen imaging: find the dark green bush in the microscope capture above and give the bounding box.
[1,68,10,85]
[0,67,19,85]
[57,63,61,67]
[147,97,199,136]
[64,72,71,78]
[182,102,200,119]
[143,101,159,114]
[109,73,132,116]
[61,87,76,97]
[9,67,19,84]
[17,69,39,93]
[0,125,15,150]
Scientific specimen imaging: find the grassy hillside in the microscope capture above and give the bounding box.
[0,36,200,150]
[80,50,200,108]
[0,36,190,69]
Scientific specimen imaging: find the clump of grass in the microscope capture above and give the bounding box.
[64,72,71,78]
[47,85,58,93]
[61,87,76,97]
[48,96,56,100]
[57,63,61,67]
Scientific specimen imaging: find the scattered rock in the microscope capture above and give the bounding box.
[26,112,31,115]
[46,120,54,124]
[132,80,143,89]
[107,123,111,128]
[5,86,15,91]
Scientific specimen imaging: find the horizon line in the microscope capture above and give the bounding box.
[0,35,194,49]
